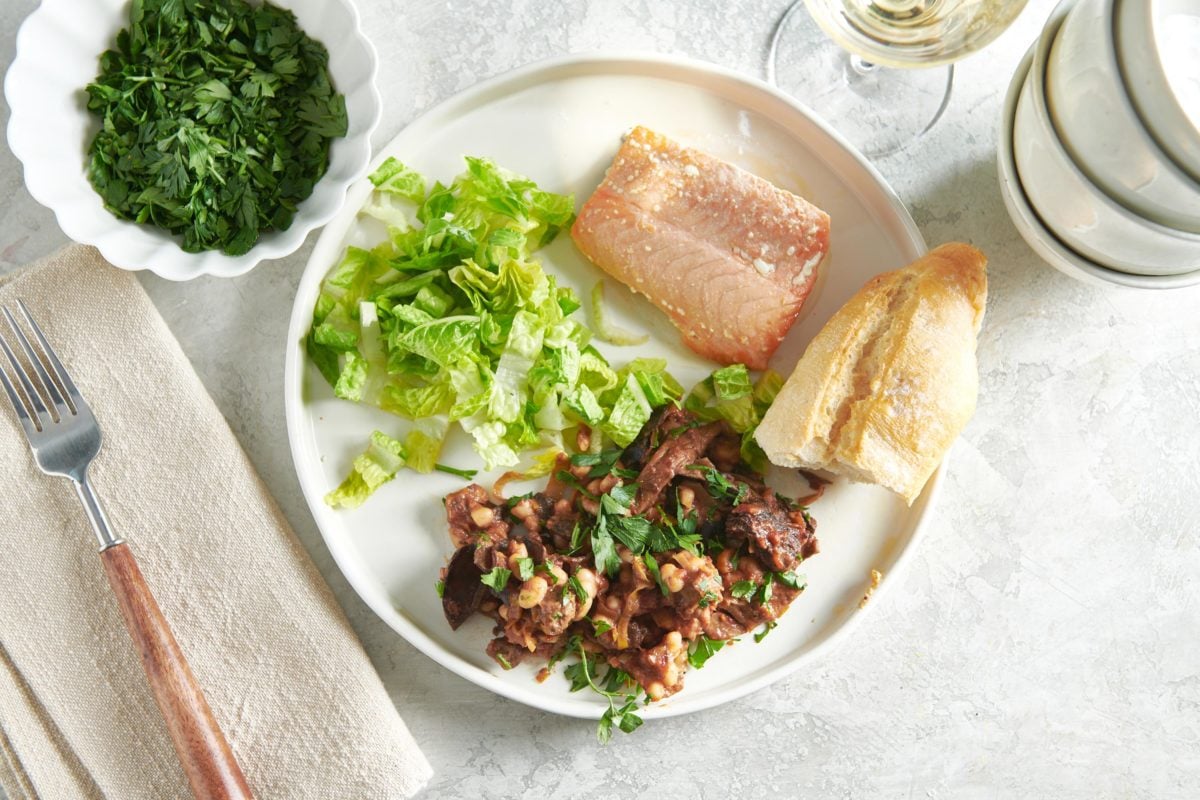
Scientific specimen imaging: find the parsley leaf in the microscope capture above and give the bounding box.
[570,449,622,479]
[757,572,775,605]
[555,469,597,499]
[514,557,534,582]
[643,553,669,597]
[434,579,445,598]
[561,637,644,744]
[776,570,806,590]
[730,580,757,600]
[480,567,512,592]
[434,463,478,479]
[590,513,622,578]
[535,563,562,585]
[591,618,613,636]
[606,482,639,509]
[566,574,589,603]
[687,464,750,506]
[608,514,652,553]
[688,635,728,669]
[754,621,778,643]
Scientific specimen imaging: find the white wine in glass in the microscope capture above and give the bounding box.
[768,0,1030,156]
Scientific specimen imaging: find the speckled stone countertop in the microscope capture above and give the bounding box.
[2,1,1198,797]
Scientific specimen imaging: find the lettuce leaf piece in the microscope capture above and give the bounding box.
[395,316,481,368]
[590,280,648,346]
[381,380,454,419]
[333,350,369,402]
[602,373,653,447]
[369,158,426,203]
[404,417,448,473]
[565,384,604,426]
[683,365,784,472]
[325,431,407,509]
[712,364,753,401]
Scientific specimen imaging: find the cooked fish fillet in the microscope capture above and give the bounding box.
[571,126,830,369]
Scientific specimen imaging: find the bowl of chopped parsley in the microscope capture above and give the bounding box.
[4,0,381,279]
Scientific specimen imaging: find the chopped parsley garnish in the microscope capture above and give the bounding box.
[688,635,728,669]
[607,482,638,508]
[730,580,756,600]
[514,557,534,582]
[434,463,479,480]
[567,521,586,555]
[647,509,703,556]
[495,652,514,670]
[590,511,622,578]
[687,464,750,506]
[479,567,512,592]
[698,590,719,608]
[569,449,637,480]
[590,485,642,577]
[591,618,613,636]
[435,579,445,598]
[505,491,535,509]
[85,0,348,254]
[534,563,561,585]
[757,572,775,605]
[775,570,806,590]
[643,553,669,597]
[607,512,653,553]
[754,621,778,643]
[555,470,597,499]
[566,574,589,603]
[561,636,644,743]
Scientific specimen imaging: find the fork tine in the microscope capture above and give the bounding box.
[0,353,38,437]
[0,328,49,427]
[2,305,68,416]
[16,299,81,409]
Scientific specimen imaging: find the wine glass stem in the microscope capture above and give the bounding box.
[850,56,878,76]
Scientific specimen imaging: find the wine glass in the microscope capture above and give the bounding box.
[768,0,1030,157]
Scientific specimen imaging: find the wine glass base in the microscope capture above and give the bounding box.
[767,1,953,159]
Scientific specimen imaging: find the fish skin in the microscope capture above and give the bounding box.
[571,126,830,370]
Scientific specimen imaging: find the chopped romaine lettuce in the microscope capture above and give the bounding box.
[590,280,649,346]
[685,365,783,473]
[325,432,407,509]
[308,156,690,507]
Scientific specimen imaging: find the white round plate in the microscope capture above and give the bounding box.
[285,54,937,720]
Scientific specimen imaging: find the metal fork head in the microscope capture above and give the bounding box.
[0,300,101,482]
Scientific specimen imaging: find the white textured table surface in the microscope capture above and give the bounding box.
[3,1,1199,797]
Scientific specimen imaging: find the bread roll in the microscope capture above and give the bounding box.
[754,242,987,505]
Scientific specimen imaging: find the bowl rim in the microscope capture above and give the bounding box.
[1030,0,1200,244]
[2,0,383,281]
[1044,0,1200,233]
[1115,0,1200,182]
[1000,42,1200,289]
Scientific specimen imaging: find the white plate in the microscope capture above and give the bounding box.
[284,54,937,720]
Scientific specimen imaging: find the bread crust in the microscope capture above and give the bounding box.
[754,242,987,504]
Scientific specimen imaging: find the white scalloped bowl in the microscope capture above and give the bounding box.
[4,0,381,280]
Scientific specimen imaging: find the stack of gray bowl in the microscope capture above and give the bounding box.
[999,0,1200,289]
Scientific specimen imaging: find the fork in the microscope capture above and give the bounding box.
[0,300,253,800]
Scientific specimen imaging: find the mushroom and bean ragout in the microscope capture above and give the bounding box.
[439,405,820,723]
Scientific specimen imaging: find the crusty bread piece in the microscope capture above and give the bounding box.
[754,242,987,505]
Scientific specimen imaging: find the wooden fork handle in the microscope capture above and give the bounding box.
[100,542,254,800]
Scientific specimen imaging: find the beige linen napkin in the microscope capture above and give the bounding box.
[0,246,432,799]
